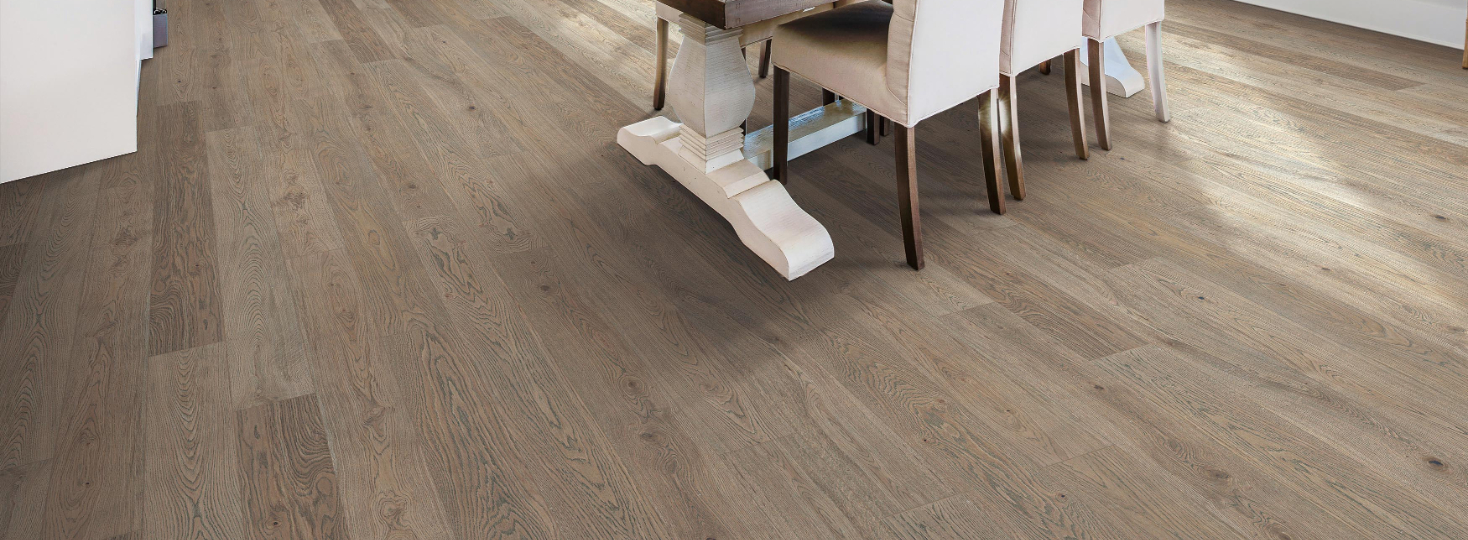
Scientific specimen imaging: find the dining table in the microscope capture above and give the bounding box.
[617,0,1144,280]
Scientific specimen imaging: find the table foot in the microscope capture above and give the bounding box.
[619,116,835,280]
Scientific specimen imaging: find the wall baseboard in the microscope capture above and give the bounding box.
[1230,0,1467,49]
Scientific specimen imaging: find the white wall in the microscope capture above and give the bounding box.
[1,0,141,182]
[1231,0,1467,49]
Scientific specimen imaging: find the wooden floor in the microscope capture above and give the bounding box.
[4,0,1468,537]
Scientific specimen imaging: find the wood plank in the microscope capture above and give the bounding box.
[401,216,674,538]
[236,394,344,539]
[284,249,455,539]
[0,178,44,247]
[289,94,566,538]
[142,343,249,539]
[881,494,1012,540]
[1090,344,1468,538]
[206,127,314,408]
[0,460,51,540]
[0,169,101,471]
[711,438,861,538]
[149,101,225,356]
[39,153,154,540]
[315,0,397,63]
[1035,446,1245,539]
[0,243,26,327]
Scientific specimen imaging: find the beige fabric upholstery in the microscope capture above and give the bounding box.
[773,0,1004,127]
[1083,0,1164,40]
[1001,0,1083,75]
[772,3,905,121]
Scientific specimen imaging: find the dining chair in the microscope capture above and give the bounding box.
[771,0,1007,270]
[996,0,1089,201]
[1083,0,1169,150]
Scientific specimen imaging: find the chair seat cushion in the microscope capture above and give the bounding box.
[772,1,912,125]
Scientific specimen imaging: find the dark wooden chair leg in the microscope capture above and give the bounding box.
[1088,38,1112,150]
[774,68,791,184]
[865,110,880,145]
[880,116,891,136]
[1039,59,1051,75]
[977,89,1005,214]
[894,124,923,270]
[822,89,837,105]
[653,18,668,110]
[759,41,772,79]
[1064,49,1089,160]
[999,74,1024,201]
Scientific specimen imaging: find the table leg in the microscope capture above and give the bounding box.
[618,14,835,280]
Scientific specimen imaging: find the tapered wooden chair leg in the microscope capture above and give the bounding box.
[894,124,924,270]
[758,41,772,79]
[774,68,791,184]
[880,116,891,136]
[1145,22,1171,123]
[1088,38,1112,150]
[977,90,1006,214]
[865,110,880,145]
[1039,60,1051,75]
[1064,49,1088,160]
[999,74,1025,201]
[653,18,668,110]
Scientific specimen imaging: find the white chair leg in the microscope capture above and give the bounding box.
[1145,21,1170,123]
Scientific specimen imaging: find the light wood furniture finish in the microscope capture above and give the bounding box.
[653,30,770,110]
[5,0,1468,538]
[624,0,905,279]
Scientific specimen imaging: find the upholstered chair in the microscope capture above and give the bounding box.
[997,0,1089,201]
[1083,0,1170,149]
[771,0,1008,270]
[652,2,858,111]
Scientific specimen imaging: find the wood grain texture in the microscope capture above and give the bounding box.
[236,394,343,539]
[0,243,26,327]
[39,150,154,540]
[0,179,44,247]
[149,101,225,356]
[4,0,1468,537]
[0,460,51,540]
[0,169,100,471]
[143,343,248,539]
[206,127,314,408]
[284,249,455,540]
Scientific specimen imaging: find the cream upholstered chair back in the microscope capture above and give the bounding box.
[1001,0,1084,75]
[885,0,1006,126]
[1083,0,1164,39]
